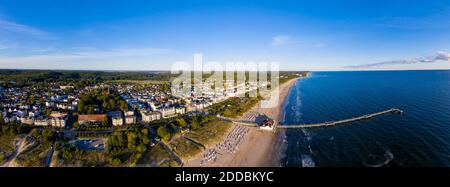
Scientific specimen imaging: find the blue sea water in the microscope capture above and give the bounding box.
[281,70,450,167]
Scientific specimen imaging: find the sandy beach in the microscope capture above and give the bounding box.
[184,77,299,167]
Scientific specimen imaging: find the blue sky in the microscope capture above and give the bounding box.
[1,0,450,70]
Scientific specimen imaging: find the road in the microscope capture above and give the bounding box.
[43,144,55,167]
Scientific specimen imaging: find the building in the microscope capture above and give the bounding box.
[49,117,66,128]
[259,119,275,131]
[112,117,124,126]
[124,111,136,124]
[141,110,162,123]
[56,103,68,110]
[60,85,74,90]
[175,107,186,115]
[107,111,123,126]
[78,114,106,125]
[20,117,34,125]
[34,118,49,126]
[160,107,176,118]
[49,112,67,118]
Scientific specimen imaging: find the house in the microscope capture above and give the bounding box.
[49,112,67,118]
[34,118,49,126]
[78,114,106,125]
[141,110,162,123]
[124,111,136,124]
[175,107,186,115]
[107,111,123,126]
[160,107,176,118]
[56,103,68,110]
[60,85,74,90]
[259,119,275,131]
[45,101,55,108]
[20,117,34,125]
[49,117,67,128]
[112,117,124,126]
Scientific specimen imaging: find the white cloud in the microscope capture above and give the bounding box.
[0,44,17,50]
[345,51,450,69]
[0,19,51,38]
[271,35,292,46]
[0,47,177,68]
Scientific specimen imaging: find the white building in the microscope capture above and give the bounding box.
[160,107,176,118]
[49,117,66,128]
[175,107,186,115]
[112,117,124,126]
[141,111,162,123]
[124,111,136,124]
[35,119,49,126]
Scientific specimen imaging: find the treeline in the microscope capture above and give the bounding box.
[0,70,174,87]
[77,88,126,114]
[106,128,151,166]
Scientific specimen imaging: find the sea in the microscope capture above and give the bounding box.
[281,70,450,167]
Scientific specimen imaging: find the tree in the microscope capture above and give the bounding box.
[42,130,56,144]
[102,117,109,126]
[141,128,149,136]
[120,101,128,111]
[127,131,138,149]
[0,113,4,126]
[87,106,95,114]
[27,95,35,106]
[136,144,147,153]
[176,118,187,128]
[223,109,232,117]
[157,126,171,141]
[191,118,201,130]
[30,128,40,138]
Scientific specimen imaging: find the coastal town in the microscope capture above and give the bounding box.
[0,70,306,167]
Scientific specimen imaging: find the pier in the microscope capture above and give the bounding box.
[278,108,403,129]
[218,108,403,130]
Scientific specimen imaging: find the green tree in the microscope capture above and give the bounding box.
[127,131,138,149]
[136,144,147,153]
[157,126,171,141]
[42,130,56,144]
[191,118,201,130]
[176,118,187,128]
[27,95,35,106]
[102,117,109,126]
[223,109,232,117]
[141,128,149,136]
[30,128,40,138]
[120,101,128,111]
[0,113,4,125]
[87,106,95,114]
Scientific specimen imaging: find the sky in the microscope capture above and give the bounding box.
[1,0,450,71]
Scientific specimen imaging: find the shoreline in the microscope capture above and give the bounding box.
[183,77,300,167]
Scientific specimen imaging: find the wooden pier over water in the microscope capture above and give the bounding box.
[278,108,403,129]
[218,108,403,130]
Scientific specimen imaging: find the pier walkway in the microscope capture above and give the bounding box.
[218,108,403,130]
[278,108,403,129]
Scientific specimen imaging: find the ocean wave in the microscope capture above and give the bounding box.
[301,154,316,167]
[363,149,394,167]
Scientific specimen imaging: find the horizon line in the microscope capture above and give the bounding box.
[1,68,450,72]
